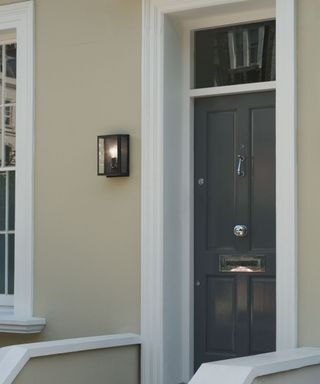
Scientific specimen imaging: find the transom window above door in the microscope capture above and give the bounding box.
[194,20,275,88]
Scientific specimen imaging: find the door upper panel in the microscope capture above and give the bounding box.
[207,110,236,251]
[195,91,275,258]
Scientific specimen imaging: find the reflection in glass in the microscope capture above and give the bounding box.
[5,44,16,104]
[6,44,16,78]
[0,235,4,294]
[0,39,17,298]
[0,45,2,106]
[8,171,15,230]
[4,105,16,166]
[195,21,275,88]
[0,108,2,167]
[0,173,5,231]
[8,234,14,294]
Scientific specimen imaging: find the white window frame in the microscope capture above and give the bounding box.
[141,0,297,383]
[0,34,18,308]
[0,1,45,332]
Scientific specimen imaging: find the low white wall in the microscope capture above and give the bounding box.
[13,346,140,384]
[0,333,141,384]
[189,348,320,384]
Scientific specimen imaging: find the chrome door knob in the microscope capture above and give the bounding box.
[233,225,248,238]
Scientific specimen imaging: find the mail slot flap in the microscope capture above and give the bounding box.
[219,255,265,273]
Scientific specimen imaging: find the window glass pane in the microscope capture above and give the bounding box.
[8,171,15,230]
[4,105,16,166]
[0,105,2,167]
[0,235,5,294]
[0,173,5,231]
[0,45,2,105]
[8,233,14,294]
[195,21,275,88]
[5,44,16,104]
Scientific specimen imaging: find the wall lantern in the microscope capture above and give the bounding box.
[97,134,130,177]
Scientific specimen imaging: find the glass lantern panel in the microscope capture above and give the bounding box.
[105,136,119,175]
[98,137,105,175]
[120,135,129,175]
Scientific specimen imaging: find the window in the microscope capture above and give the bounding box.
[194,20,276,88]
[0,41,16,307]
[0,1,45,332]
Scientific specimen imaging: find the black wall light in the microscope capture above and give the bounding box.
[97,134,129,177]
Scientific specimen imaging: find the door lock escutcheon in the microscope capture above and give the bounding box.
[233,225,248,238]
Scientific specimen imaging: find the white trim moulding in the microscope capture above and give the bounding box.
[0,0,45,330]
[189,81,276,98]
[0,333,141,384]
[275,0,297,351]
[13,0,35,319]
[0,314,45,334]
[142,0,297,383]
[156,0,249,13]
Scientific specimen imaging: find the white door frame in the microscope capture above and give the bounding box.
[141,1,297,383]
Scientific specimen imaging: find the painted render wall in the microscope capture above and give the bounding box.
[13,346,140,384]
[2,0,141,381]
[0,0,142,350]
[252,365,320,384]
[0,0,318,379]
[297,0,320,347]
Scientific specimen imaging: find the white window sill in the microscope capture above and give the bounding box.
[0,314,46,333]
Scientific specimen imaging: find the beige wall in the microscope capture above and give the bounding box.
[297,0,320,347]
[0,0,319,377]
[253,365,320,384]
[13,346,140,384]
[0,0,141,347]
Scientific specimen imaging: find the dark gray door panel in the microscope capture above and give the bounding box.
[251,107,276,251]
[207,110,236,251]
[194,92,276,370]
[250,277,276,354]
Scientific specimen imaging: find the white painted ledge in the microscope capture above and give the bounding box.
[189,348,320,384]
[189,81,276,98]
[0,333,141,384]
[0,315,46,333]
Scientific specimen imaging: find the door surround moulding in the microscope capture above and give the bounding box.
[141,0,297,383]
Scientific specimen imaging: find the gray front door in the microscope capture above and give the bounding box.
[194,91,276,370]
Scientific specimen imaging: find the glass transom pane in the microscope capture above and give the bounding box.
[194,20,275,88]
